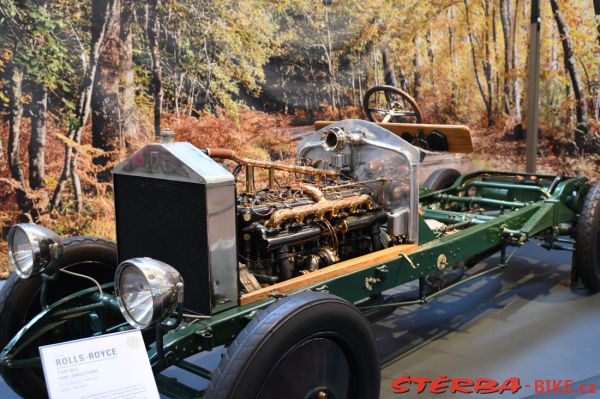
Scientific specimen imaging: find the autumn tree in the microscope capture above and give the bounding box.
[52,0,117,209]
[549,0,589,151]
[92,0,122,182]
[29,83,47,190]
[465,0,494,126]
[500,0,522,122]
[120,0,138,143]
[147,0,162,137]
[1,0,71,215]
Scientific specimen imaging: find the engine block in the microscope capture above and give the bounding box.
[206,120,420,290]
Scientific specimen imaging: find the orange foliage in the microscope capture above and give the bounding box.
[1,108,599,278]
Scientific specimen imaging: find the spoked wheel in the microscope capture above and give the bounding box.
[0,236,119,399]
[362,85,423,124]
[206,291,380,399]
[574,181,600,291]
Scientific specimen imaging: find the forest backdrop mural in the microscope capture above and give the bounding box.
[0,0,599,276]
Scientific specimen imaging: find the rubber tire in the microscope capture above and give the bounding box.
[422,168,461,191]
[574,181,600,291]
[0,236,118,399]
[362,85,423,123]
[205,291,380,399]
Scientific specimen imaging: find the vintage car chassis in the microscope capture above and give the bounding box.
[0,169,590,398]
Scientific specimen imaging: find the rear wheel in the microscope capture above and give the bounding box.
[422,168,461,191]
[0,236,118,398]
[574,181,600,291]
[206,291,380,399]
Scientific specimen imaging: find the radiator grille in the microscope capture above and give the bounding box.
[114,174,211,314]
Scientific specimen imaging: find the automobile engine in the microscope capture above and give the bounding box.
[206,120,420,290]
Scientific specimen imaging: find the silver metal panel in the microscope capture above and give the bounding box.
[386,208,409,237]
[206,184,239,312]
[113,142,234,187]
[297,119,420,243]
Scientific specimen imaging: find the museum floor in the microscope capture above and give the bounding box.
[1,239,599,399]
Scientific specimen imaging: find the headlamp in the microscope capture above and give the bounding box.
[7,224,63,279]
[114,257,183,329]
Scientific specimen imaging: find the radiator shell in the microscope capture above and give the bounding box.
[113,142,238,315]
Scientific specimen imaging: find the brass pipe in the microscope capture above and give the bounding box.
[268,169,275,191]
[204,147,339,178]
[246,166,255,194]
[266,194,373,228]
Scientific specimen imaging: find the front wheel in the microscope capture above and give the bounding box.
[205,291,380,399]
[0,236,118,399]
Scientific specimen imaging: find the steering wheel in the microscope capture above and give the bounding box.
[362,85,423,124]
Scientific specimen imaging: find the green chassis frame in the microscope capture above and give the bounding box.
[0,170,589,398]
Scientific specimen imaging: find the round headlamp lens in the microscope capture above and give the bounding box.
[7,224,63,279]
[115,258,183,329]
[118,265,154,328]
[9,227,34,278]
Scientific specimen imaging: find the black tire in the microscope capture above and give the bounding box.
[574,181,600,291]
[422,168,461,191]
[206,291,380,399]
[0,236,118,399]
[362,85,423,124]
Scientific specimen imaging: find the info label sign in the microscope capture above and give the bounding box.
[39,329,159,399]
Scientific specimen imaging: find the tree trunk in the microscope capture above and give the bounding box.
[482,0,494,126]
[51,0,116,210]
[120,0,137,145]
[593,0,599,121]
[412,35,423,99]
[92,0,121,182]
[500,0,512,115]
[147,0,163,139]
[448,7,458,108]
[512,0,522,123]
[7,63,25,188]
[380,45,398,87]
[465,0,493,126]
[550,0,588,150]
[7,62,30,213]
[426,26,434,65]
[29,83,47,190]
[492,0,501,113]
[595,0,600,46]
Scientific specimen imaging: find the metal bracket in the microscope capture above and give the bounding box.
[436,254,448,271]
[364,277,382,291]
[401,252,417,269]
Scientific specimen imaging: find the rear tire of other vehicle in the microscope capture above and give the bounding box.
[422,168,461,191]
[0,236,118,399]
[574,181,600,291]
[205,291,380,399]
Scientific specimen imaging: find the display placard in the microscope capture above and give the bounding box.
[39,329,159,399]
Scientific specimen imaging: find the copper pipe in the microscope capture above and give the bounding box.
[266,194,373,227]
[204,147,339,178]
[297,183,325,203]
[205,148,236,159]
